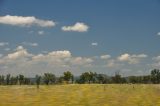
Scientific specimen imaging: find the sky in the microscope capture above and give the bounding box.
[0,0,160,77]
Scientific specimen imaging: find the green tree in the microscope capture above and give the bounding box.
[18,74,24,85]
[112,72,122,83]
[35,75,41,88]
[0,75,5,85]
[97,74,108,84]
[151,69,160,84]
[63,71,73,83]
[24,78,30,85]
[57,76,64,84]
[79,71,96,84]
[43,73,56,85]
[6,74,11,85]
[142,75,151,84]
[10,76,18,85]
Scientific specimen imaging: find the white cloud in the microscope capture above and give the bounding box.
[0,46,95,76]
[16,46,24,51]
[91,42,98,46]
[31,50,72,64]
[106,59,115,68]
[70,57,93,65]
[0,42,9,46]
[7,46,32,59]
[38,31,44,35]
[62,22,89,32]
[152,56,160,68]
[131,54,148,58]
[0,46,151,76]
[48,50,71,58]
[157,32,160,36]
[22,42,38,47]
[0,15,56,27]
[100,55,111,59]
[118,53,147,64]
[32,51,93,67]
[118,54,130,61]
[106,59,123,68]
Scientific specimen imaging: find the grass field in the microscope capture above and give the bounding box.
[0,84,160,106]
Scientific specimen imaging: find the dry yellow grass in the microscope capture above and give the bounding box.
[0,84,160,106]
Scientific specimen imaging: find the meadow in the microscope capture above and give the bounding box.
[0,84,160,106]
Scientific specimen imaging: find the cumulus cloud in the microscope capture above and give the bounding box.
[0,15,56,27]
[118,53,147,64]
[100,55,111,59]
[0,45,151,76]
[62,22,89,32]
[106,59,124,68]
[22,42,38,47]
[0,46,93,75]
[0,46,96,76]
[48,50,71,58]
[151,56,160,68]
[0,42,9,46]
[7,46,32,59]
[91,42,98,46]
[70,57,93,65]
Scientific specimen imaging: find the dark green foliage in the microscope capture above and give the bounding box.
[79,71,97,84]
[18,74,24,85]
[0,75,5,85]
[150,69,160,84]
[63,71,73,83]
[96,74,109,84]
[24,78,30,85]
[57,76,64,84]
[35,75,41,88]
[43,73,56,85]
[6,74,11,85]
[142,75,151,84]
[10,76,18,85]
[112,73,122,84]
[0,68,159,85]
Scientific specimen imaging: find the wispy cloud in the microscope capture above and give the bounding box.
[0,42,9,46]
[22,42,38,47]
[91,42,98,46]
[100,55,111,59]
[38,31,44,35]
[157,32,160,36]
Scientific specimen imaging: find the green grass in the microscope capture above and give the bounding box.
[0,84,160,106]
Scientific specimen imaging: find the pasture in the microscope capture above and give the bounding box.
[0,84,160,106]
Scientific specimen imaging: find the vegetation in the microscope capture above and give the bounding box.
[0,84,159,106]
[43,73,56,85]
[35,75,41,88]
[0,69,160,86]
[0,69,159,105]
[63,71,74,83]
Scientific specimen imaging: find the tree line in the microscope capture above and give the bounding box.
[0,69,160,87]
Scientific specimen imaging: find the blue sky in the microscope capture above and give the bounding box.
[0,0,160,76]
